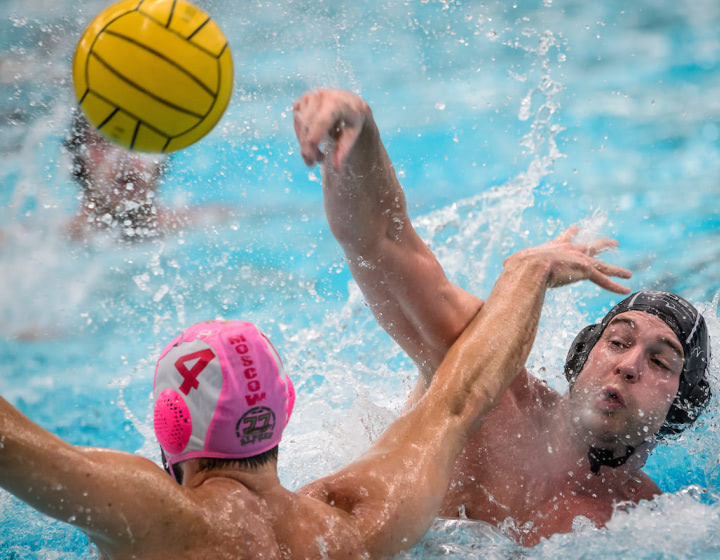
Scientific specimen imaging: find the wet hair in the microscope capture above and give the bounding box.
[63,109,93,189]
[63,109,167,191]
[564,290,712,438]
[163,446,279,484]
[198,446,279,472]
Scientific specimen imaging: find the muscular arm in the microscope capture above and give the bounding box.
[0,396,187,551]
[302,237,631,557]
[294,90,481,381]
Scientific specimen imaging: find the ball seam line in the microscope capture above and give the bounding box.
[96,107,120,131]
[84,4,143,94]
[217,41,229,60]
[130,121,141,150]
[83,87,169,138]
[102,29,217,96]
[162,55,228,140]
[89,51,206,119]
[186,16,210,41]
[166,0,178,28]
[134,8,225,58]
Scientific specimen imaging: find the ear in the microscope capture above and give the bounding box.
[661,377,712,436]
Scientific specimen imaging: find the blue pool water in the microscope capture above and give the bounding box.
[1,0,720,557]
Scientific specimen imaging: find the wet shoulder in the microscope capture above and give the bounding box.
[273,485,367,558]
[623,470,661,502]
[143,478,281,560]
[498,368,562,417]
[184,479,365,558]
[526,372,563,408]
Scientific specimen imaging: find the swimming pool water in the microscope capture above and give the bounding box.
[1,0,720,557]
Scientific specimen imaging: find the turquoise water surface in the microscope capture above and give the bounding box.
[1,0,720,557]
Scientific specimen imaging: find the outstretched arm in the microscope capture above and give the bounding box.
[0,396,189,553]
[301,230,631,557]
[294,89,481,380]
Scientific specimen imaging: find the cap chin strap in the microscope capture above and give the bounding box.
[160,448,171,473]
[587,445,635,475]
[160,448,179,481]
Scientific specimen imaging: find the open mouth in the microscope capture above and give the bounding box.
[599,386,626,409]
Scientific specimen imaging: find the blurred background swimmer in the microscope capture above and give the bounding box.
[1,110,232,341]
[63,110,170,241]
[63,111,229,242]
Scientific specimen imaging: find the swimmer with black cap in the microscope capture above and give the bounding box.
[294,88,715,546]
[0,224,626,558]
[564,290,711,474]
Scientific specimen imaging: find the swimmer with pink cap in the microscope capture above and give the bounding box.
[153,320,295,478]
[0,88,647,559]
[0,225,628,558]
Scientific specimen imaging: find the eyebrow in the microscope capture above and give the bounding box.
[607,317,684,359]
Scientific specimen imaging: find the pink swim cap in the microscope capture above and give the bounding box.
[153,320,295,475]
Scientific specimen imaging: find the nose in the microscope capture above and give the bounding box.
[615,347,642,383]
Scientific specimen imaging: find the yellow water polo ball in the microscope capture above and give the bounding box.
[72,0,233,153]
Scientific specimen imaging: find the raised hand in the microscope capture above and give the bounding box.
[503,226,632,294]
[293,89,371,171]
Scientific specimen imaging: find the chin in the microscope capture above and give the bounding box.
[573,415,632,449]
[586,422,657,451]
[584,430,622,448]
[571,401,664,450]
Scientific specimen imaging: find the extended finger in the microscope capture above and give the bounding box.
[592,259,632,279]
[588,268,632,294]
[585,237,619,257]
[554,225,579,244]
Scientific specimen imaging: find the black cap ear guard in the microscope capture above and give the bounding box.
[662,376,712,436]
[563,291,712,439]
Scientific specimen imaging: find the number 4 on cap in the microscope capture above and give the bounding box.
[175,349,216,395]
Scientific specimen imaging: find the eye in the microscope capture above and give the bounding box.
[651,357,669,371]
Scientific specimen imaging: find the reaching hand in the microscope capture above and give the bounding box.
[504,226,632,294]
[293,89,371,171]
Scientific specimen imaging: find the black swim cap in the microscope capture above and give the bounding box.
[564,290,712,437]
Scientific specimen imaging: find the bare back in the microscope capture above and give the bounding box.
[89,472,370,560]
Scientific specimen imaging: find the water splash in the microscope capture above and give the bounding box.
[2,1,720,557]
[414,27,567,295]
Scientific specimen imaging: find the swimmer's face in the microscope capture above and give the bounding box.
[568,311,683,448]
[79,128,163,209]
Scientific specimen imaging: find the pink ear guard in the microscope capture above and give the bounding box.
[153,321,295,480]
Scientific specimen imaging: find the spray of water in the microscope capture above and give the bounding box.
[414,27,567,296]
[3,1,720,557]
